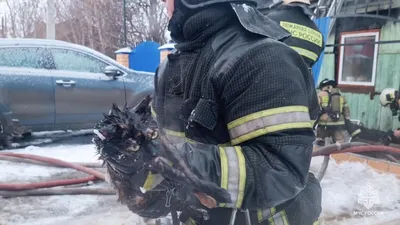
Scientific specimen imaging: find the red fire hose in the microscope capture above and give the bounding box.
[0,152,104,179]
[1,143,400,195]
[323,145,400,156]
[0,152,105,191]
[312,143,400,181]
[0,176,97,191]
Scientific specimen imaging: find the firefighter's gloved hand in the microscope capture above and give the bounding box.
[147,136,232,209]
[380,130,394,146]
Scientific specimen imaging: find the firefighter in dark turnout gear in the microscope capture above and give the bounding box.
[143,0,322,224]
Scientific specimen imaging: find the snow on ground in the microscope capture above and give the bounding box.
[0,144,100,183]
[30,130,93,138]
[1,140,400,225]
[311,156,400,225]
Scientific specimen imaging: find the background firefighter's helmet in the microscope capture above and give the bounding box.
[319,78,337,90]
[380,88,398,107]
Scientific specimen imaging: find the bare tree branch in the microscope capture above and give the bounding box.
[2,0,169,57]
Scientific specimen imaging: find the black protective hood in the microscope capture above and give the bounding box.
[168,0,290,43]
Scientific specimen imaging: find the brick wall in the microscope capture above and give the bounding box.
[116,54,129,68]
[160,50,172,63]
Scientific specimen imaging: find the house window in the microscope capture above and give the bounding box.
[338,30,380,87]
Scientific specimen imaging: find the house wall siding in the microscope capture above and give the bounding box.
[318,22,400,131]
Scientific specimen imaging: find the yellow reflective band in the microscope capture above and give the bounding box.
[269,208,290,225]
[318,120,345,126]
[165,129,185,137]
[257,210,263,222]
[183,217,198,225]
[291,46,318,61]
[340,97,344,113]
[150,105,157,118]
[351,129,361,137]
[218,146,247,208]
[234,146,246,208]
[280,21,323,47]
[313,220,320,225]
[280,211,290,225]
[228,106,311,145]
[218,147,229,207]
[142,172,164,191]
[164,129,197,144]
[189,218,197,225]
[257,208,273,223]
[218,142,232,147]
[268,208,277,225]
[186,138,196,144]
[321,96,329,107]
[390,92,395,100]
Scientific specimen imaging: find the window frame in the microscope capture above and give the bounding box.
[337,29,380,91]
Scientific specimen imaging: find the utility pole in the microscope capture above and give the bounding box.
[46,0,56,39]
[123,0,127,46]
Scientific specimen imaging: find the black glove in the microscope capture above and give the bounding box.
[146,137,232,209]
[380,130,394,146]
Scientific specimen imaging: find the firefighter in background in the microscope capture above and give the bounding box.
[348,88,400,146]
[379,88,400,144]
[380,88,400,120]
[351,88,400,145]
[315,79,356,146]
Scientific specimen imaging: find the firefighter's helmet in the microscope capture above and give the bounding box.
[380,88,398,107]
[318,78,337,90]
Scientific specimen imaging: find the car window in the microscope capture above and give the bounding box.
[50,48,109,73]
[0,47,50,69]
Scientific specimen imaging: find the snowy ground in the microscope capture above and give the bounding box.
[1,134,400,225]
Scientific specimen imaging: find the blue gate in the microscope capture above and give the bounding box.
[129,41,161,73]
[312,17,331,86]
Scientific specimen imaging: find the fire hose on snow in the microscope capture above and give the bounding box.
[0,152,116,198]
[312,142,400,181]
[1,143,400,197]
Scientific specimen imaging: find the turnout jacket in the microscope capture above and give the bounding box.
[150,5,318,214]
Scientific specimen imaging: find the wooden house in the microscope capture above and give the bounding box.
[314,0,400,131]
